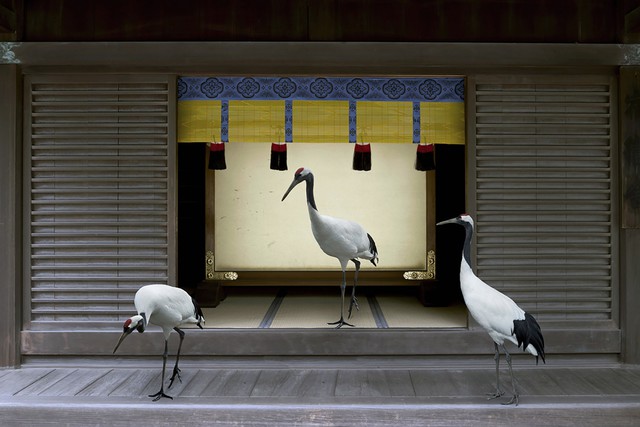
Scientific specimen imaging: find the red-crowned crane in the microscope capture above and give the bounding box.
[437,214,545,406]
[113,284,205,401]
[282,167,379,328]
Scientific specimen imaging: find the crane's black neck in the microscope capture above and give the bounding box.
[138,312,147,333]
[461,222,473,266]
[304,174,318,211]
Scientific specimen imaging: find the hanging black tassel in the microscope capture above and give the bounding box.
[353,143,372,171]
[208,142,227,170]
[415,143,435,171]
[270,143,288,171]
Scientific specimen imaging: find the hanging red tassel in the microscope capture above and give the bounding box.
[208,142,227,170]
[415,143,435,171]
[353,143,372,171]
[270,143,288,171]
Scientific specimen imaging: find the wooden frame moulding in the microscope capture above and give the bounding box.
[202,153,436,292]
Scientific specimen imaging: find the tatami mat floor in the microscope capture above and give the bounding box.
[201,287,467,329]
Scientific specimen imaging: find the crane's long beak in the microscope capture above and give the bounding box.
[436,217,460,226]
[281,178,302,201]
[112,329,133,354]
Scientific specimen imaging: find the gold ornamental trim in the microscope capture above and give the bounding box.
[205,251,238,281]
[403,250,436,280]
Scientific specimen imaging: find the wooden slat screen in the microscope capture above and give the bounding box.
[25,75,174,330]
[472,76,617,324]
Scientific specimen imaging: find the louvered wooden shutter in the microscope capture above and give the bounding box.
[25,75,175,330]
[470,75,617,324]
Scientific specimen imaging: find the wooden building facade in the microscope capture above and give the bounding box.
[1,0,640,368]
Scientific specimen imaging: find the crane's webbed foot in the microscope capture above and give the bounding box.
[347,296,360,319]
[328,317,354,328]
[486,388,505,400]
[168,366,182,389]
[149,388,173,402]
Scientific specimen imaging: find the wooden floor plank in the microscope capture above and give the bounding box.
[451,369,498,397]
[158,368,200,398]
[177,369,221,397]
[335,370,416,397]
[251,369,314,397]
[380,370,416,397]
[107,369,158,397]
[13,369,77,396]
[0,399,638,427]
[515,369,568,396]
[335,370,389,397]
[0,370,12,382]
[281,369,337,397]
[551,369,611,395]
[75,369,132,397]
[0,366,639,426]
[199,369,262,397]
[0,369,54,396]
[410,370,467,397]
[578,368,640,394]
[38,369,113,396]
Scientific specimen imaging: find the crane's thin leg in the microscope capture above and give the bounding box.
[487,343,505,400]
[328,269,354,328]
[149,340,173,401]
[348,259,361,319]
[501,345,519,406]
[168,327,185,389]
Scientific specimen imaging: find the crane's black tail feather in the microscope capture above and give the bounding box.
[513,312,545,364]
[367,233,379,266]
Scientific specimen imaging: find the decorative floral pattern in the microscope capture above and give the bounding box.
[237,77,260,98]
[178,76,464,102]
[346,78,370,99]
[382,79,406,99]
[201,78,223,99]
[455,80,465,100]
[177,79,188,99]
[274,78,297,98]
[419,79,443,100]
[310,78,334,98]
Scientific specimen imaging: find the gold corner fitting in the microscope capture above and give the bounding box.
[205,251,238,281]
[403,250,436,280]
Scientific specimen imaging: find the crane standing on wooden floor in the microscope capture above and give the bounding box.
[113,284,205,401]
[282,167,379,328]
[437,214,545,406]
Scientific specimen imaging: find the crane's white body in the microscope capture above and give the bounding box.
[307,205,376,270]
[134,284,203,340]
[282,167,378,327]
[437,214,545,405]
[460,260,539,357]
[113,284,204,401]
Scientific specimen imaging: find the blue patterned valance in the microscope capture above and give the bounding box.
[178,77,464,102]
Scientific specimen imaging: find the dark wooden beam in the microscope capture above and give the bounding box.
[0,65,21,367]
[3,42,639,73]
[0,0,21,41]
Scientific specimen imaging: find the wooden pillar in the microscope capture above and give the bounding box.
[0,64,21,367]
[619,67,640,364]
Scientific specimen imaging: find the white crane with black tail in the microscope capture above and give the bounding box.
[437,214,545,406]
[113,284,205,401]
[282,167,379,328]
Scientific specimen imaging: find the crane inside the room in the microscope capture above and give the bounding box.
[113,284,205,401]
[437,214,545,406]
[282,167,379,328]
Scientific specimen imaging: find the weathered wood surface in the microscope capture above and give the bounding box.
[0,365,639,426]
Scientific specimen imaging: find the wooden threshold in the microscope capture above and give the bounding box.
[0,366,639,426]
